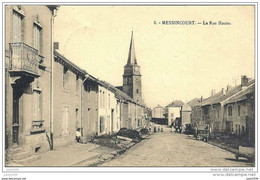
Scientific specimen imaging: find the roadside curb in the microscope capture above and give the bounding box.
[208,141,238,154]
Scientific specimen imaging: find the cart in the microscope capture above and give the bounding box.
[195,125,210,142]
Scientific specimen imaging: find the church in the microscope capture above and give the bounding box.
[117,31,143,104]
[115,31,148,129]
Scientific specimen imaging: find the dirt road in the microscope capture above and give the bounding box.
[101,127,253,167]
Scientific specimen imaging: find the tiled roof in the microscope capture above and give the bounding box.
[211,79,255,105]
[167,100,184,107]
[54,50,146,108]
[224,83,255,104]
[188,98,202,107]
[199,91,223,106]
[100,80,145,107]
[54,50,87,76]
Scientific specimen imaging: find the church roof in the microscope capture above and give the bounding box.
[127,31,137,65]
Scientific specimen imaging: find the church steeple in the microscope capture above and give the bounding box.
[127,31,137,65]
[122,31,142,103]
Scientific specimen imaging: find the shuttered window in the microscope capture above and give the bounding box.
[33,23,41,51]
[12,11,22,42]
[63,67,69,90]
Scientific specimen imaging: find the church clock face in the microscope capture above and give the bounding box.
[134,66,139,72]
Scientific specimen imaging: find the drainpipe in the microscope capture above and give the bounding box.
[50,8,58,150]
[81,74,89,141]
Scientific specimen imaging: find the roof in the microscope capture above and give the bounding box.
[100,80,145,107]
[182,103,192,111]
[127,31,137,65]
[188,98,202,107]
[54,50,87,77]
[167,100,184,107]
[211,86,241,105]
[224,83,255,104]
[211,79,255,105]
[199,91,224,107]
[154,104,164,109]
[54,50,146,108]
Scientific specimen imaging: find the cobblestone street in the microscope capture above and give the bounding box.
[101,127,253,167]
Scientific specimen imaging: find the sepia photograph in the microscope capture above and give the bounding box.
[1,1,258,179]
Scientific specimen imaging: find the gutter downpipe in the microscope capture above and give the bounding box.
[50,8,58,150]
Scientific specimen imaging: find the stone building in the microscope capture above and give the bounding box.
[152,105,165,118]
[189,98,203,128]
[52,50,85,147]
[181,103,192,126]
[223,81,255,140]
[81,75,99,142]
[190,76,255,137]
[5,5,58,160]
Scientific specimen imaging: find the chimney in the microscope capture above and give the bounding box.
[200,96,203,102]
[221,88,225,94]
[241,75,248,87]
[54,42,59,50]
[211,89,216,96]
[226,84,232,93]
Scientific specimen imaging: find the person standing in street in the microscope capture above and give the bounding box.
[75,128,82,143]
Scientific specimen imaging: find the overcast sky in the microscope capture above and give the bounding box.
[54,6,254,108]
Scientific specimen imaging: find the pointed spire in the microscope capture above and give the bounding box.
[127,31,137,64]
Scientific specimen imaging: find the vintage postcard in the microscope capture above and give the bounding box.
[1,2,258,180]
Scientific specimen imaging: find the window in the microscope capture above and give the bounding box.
[108,94,110,109]
[76,74,80,93]
[33,22,42,51]
[100,116,105,133]
[63,67,69,90]
[33,90,41,120]
[136,89,139,94]
[12,10,23,42]
[103,92,105,108]
[238,105,240,116]
[100,90,102,108]
[75,108,79,120]
[217,110,220,119]
[171,113,174,117]
[228,106,232,116]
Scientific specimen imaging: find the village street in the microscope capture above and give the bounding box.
[100,126,253,167]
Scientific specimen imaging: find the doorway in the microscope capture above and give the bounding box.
[12,86,22,146]
[111,109,114,132]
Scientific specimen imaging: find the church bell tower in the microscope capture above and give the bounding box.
[122,31,142,103]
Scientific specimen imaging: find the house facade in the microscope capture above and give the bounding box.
[152,105,165,118]
[167,106,181,126]
[82,75,99,142]
[181,103,191,126]
[5,5,58,156]
[52,50,85,147]
[223,83,255,141]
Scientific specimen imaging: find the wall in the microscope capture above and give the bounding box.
[82,80,98,141]
[5,6,53,153]
[97,85,117,135]
[152,107,164,118]
[52,60,82,148]
[167,107,181,126]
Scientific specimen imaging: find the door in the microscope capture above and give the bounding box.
[62,107,69,134]
[12,87,22,146]
[111,109,114,132]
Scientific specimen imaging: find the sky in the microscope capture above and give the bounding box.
[54,6,255,108]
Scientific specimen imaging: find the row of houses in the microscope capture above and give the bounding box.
[152,101,192,127]
[190,76,255,141]
[5,5,151,160]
